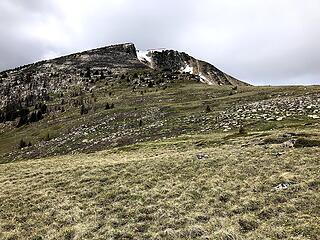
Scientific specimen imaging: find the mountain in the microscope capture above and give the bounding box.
[137,48,248,86]
[0,43,249,124]
[0,43,147,108]
[1,43,319,240]
[0,43,248,87]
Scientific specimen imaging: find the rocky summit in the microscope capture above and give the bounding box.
[0,43,248,110]
[137,48,248,86]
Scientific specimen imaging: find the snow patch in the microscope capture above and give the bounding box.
[199,73,213,85]
[137,48,173,65]
[181,65,194,74]
[137,50,152,64]
[137,48,169,64]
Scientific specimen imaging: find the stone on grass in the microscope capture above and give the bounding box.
[196,153,209,160]
[274,183,289,190]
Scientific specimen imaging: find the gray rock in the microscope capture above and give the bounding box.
[196,153,209,160]
[274,183,289,190]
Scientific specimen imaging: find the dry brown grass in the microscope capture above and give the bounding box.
[1,130,319,239]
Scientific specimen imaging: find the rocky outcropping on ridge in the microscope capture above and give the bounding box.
[137,48,249,86]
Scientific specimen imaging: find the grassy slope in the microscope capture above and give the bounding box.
[0,81,320,239]
[1,81,319,162]
[1,131,319,239]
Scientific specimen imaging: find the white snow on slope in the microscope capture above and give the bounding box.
[137,50,152,64]
[136,48,170,64]
[136,50,213,85]
[181,64,194,74]
[199,73,213,85]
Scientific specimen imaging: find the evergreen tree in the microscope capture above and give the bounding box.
[16,108,30,127]
[100,71,105,80]
[80,105,88,115]
[29,112,37,122]
[19,139,27,149]
[36,110,43,121]
[84,67,91,79]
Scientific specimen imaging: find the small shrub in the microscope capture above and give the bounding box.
[80,105,88,115]
[2,72,8,78]
[263,137,285,145]
[36,110,44,120]
[19,139,28,149]
[84,67,91,78]
[16,108,30,127]
[17,115,29,127]
[294,138,320,148]
[219,192,233,203]
[205,105,211,113]
[43,133,50,141]
[29,111,38,122]
[238,216,259,232]
[100,71,105,79]
[31,236,43,240]
[62,228,75,240]
[239,125,246,135]
[40,103,47,113]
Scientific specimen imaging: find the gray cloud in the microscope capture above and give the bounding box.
[0,0,319,85]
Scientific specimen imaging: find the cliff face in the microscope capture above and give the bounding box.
[137,49,249,86]
[36,43,147,73]
[0,43,149,109]
[1,43,147,77]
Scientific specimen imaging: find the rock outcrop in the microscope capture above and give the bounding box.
[0,43,249,114]
[137,48,248,86]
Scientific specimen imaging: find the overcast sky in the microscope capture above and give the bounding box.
[0,0,319,85]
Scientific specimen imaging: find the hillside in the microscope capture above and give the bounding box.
[137,49,248,86]
[0,43,250,162]
[0,44,319,239]
[0,43,246,110]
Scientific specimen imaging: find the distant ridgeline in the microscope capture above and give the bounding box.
[0,43,248,127]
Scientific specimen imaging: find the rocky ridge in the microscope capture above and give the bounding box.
[0,43,247,111]
[0,43,147,108]
[137,48,248,86]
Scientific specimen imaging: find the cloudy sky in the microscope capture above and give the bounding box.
[0,0,319,85]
